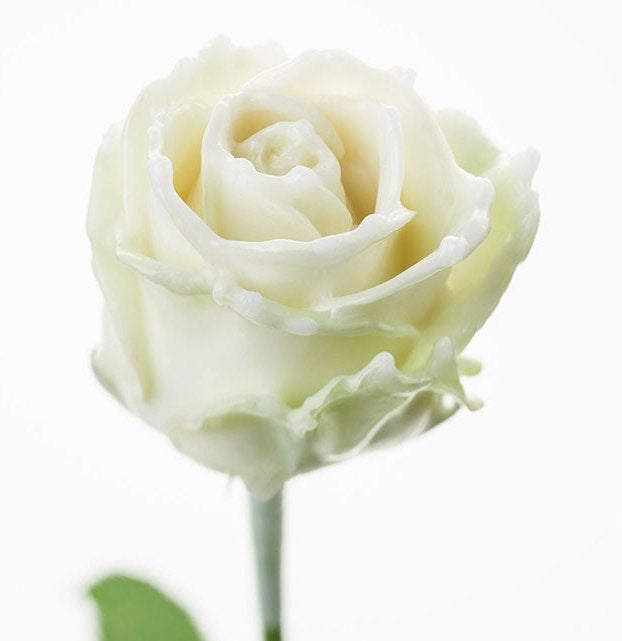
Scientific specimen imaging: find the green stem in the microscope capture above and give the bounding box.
[250,490,283,641]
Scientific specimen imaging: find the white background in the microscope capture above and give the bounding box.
[1,1,621,639]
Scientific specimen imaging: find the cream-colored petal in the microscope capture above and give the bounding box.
[116,249,419,337]
[244,49,490,248]
[197,93,352,241]
[307,338,473,458]
[146,144,492,319]
[141,50,493,313]
[133,278,414,427]
[87,124,151,405]
[88,43,540,500]
[405,147,540,371]
[143,145,492,334]
[436,108,501,176]
[309,96,406,221]
[168,397,303,500]
[147,150,416,306]
[121,37,287,254]
[164,336,470,497]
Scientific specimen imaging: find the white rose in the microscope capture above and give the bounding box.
[87,37,539,498]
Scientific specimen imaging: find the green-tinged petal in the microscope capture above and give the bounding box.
[168,398,304,500]
[166,337,470,497]
[88,575,204,641]
[301,337,477,464]
[87,124,151,405]
[404,123,539,370]
[297,352,423,461]
[436,109,500,176]
[125,278,415,432]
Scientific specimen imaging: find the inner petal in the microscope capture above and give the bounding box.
[199,93,354,241]
[233,120,345,201]
[243,50,490,256]
[311,96,406,224]
[235,120,319,176]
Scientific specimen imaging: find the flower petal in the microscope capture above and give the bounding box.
[122,37,287,252]
[87,124,151,405]
[166,337,470,497]
[140,48,493,313]
[405,144,540,370]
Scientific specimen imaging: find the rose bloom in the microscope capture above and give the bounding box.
[88,38,539,497]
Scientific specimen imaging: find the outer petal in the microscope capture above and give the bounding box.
[130,277,415,425]
[88,39,288,406]
[405,110,540,369]
[168,397,303,499]
[166,337,469,498]
[436,108,501,175]
[87,124,151,406]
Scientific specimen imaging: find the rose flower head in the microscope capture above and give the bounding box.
[87,38,539,498]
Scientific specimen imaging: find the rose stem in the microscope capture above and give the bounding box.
[250,489,283,641]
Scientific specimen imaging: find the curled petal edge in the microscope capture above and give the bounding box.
[120,154,493,336]
[147,151,415,267]
[117,248,418,337]
[167,336,475,498]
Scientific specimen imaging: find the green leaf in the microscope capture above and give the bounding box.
[88,574,205,641]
